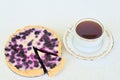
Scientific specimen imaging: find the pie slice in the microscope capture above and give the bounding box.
[33,47,64,77]
[4,26,64,77]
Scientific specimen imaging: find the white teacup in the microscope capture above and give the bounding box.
[69,18,105,53]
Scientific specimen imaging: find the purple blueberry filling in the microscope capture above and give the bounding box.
[5,48,10,51]
[15,35,21,39]
[27,40,33,46]
[44,30,51,36]
[27,47,32,51]
[16,58,21,62]
[5,53,10,57]
[46,63,56,69]
[43,54,61,69]
[19,44,23,48]
[9,58,15,63]
[28,60,32,64]
[5,28,60,71]
[34,31,40,35]
[40,34,58,50]
[15,65,22,69]
[11,38,16,42]
[37,42,40,45]
[22,36,26,39]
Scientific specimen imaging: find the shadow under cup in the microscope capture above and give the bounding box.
[73,18,104,53]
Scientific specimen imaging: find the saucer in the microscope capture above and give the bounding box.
[63,27,114,60]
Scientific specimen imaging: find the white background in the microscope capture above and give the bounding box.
[0,0,120,80]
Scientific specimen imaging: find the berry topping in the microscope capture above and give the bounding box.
[34,31,40,35]
[27,47,32,51]
[5,26,61,73]
[5,48,10,51]
[15,65,22,69]
[27,40,33,46]
[15,35,21,39]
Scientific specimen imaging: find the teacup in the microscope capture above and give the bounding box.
[69,18,105,53]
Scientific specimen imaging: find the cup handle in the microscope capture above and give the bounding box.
[66,25,74,35]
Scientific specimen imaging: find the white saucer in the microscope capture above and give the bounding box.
[63,28,114,60]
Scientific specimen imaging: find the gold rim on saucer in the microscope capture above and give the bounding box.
[63,28,114,61]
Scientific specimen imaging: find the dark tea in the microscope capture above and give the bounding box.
[76,21,102,39]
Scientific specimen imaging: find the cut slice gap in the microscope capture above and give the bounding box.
[33,47,48,74]
[37,48,58,56]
